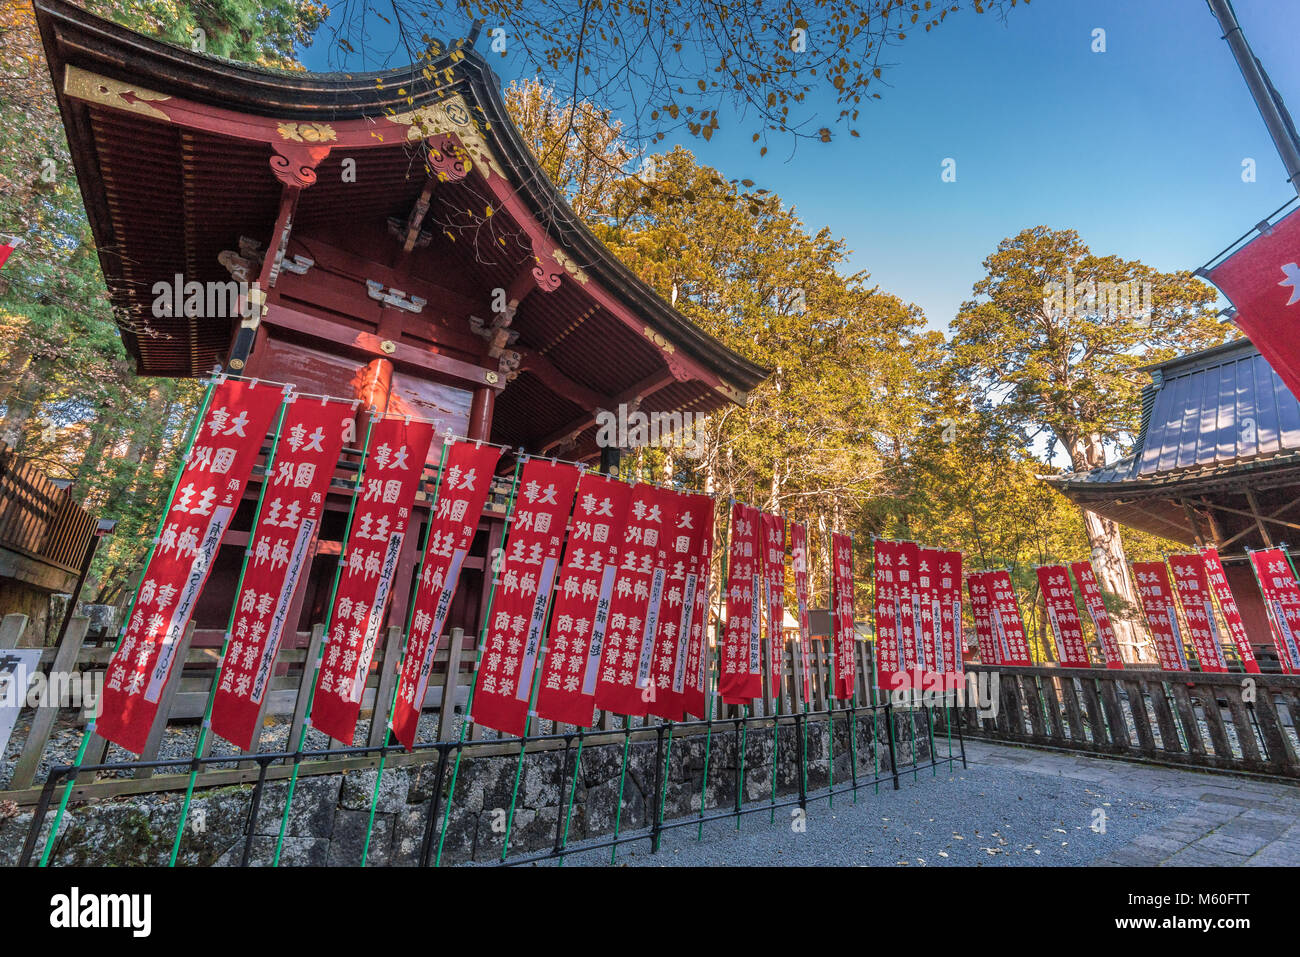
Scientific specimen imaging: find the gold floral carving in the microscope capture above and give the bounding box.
[277,122,337,143]
[552,249,590,285]
[641,326,676,355]
[63,66,172,122]
[385,94,503,180]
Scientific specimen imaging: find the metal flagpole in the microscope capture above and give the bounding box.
[360,438,452,866]
[433,454,525,866]
[167,386,291,866]
[39,374,222,867]
[697,497,731,841]
[271,412,379,867]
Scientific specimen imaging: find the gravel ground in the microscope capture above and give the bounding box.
[548,757,1191,867]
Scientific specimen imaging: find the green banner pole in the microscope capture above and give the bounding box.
[697,497,731,842]
[168,387,291,866]
[39,375,221,867]
[271,412,378,867]
[433,455,525,866]
[360,437,452,866]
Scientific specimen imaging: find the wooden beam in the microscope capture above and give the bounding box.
[537,370,678,452]
[1244,489,1274,546]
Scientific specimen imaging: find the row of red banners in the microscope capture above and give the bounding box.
[96,379,863,758]
[873,540,965,691]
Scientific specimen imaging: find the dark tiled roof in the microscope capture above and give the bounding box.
[1046,338,1300,489]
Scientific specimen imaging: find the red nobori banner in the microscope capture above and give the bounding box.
[310,417,434,744]
[1199,547,1260,673]
[791,522,813,704]
[1131,561,1190,672]
[719,502,762,704]
[645,490,714,720]
[593,483,678,718]
[936,549,963,678]
[830,532,856,700]
[99,379,283,755]
[1168,554,1229,673]
[966,572,1000,664]
[760,512,787,703]
[1248,548,1300,673]
[1068,561,1125,670]
[534,472,633,728]
[678,496,715,721]
[873,539,905,689]
[919,547,950,674]
[471,458,581,736]
[985,570,1032,666]
[1035,565,1092,668]
[210,396,354,751]
[390,440,503,751]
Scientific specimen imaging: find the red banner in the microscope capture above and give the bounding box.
[1068,561,1125,669]
[593,483,679,717]
[936,550,963,679]
[1167,554,1229,673]
[719,502,762,704]
[984,570,1032,666]
[100,379,282,754]
[471,459,580,736]
[210,396,353,750]
[533,473,633,728]
[760,512,787,704]
[643,490,714,720]
[1199,547,1260,673]
[310,417,434,744]
[873,539,905,689]
[966,572,1000,664]
[1248,548,1300,674]
[830,532,856,699]
[390,440,503,750]
[674,493,715,720]
[916,547,943,674]
[1131,561,1189,671]
[1035,565,1092,668]
[1207,207,1300,401]
[895,541,923,676]
[791,523,814,704]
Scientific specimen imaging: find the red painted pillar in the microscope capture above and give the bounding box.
[468,385,494,442]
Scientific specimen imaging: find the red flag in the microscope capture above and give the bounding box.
[470,459,580,737]
[593,483,679,717]
[310,417,434,744]
[895,541,923,680]
[1068,561,1125,669]
[791,523,814,703]
[642,490,714,720]
[0,236,21,269]
[1207,207,1300,399]
[1247,548,1300,673]
[1167,554,1229,673]
[719,502,762,704]
[916,547,943,675]
[966,571,1000,664]
[873,539,905,690]
[1035,565,1092,668]
[98,379,283,754]
[676,495,715,721]
[390,440,503,750]
[533,472,633,728]
[759,512,787,705]
[1131,561,1190,671]
[984,570,1032,666]
[830,532,856,699]
[1198,547,1260,673]
[210,396,354,750]
[936,549,963,681]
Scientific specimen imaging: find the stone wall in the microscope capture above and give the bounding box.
[1,710,933,866]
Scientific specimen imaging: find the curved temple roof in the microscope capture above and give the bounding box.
[34,0,767,454]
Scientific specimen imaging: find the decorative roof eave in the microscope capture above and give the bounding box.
[1044,453,1300,501]
[35,0,769,401]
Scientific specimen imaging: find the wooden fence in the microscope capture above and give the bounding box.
[961,664,1300,778]
[0,611,886,805]
[0,444,98,575]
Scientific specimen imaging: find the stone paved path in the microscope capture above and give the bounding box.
[554,740,1300,866]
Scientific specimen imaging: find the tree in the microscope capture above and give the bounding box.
[948,226,1231,658]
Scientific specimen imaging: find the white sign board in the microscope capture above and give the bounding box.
[0,649,42,754]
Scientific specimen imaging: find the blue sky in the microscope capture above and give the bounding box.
[300,0,1300,332]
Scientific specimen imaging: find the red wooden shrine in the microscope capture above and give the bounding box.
[36,2,766,660]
